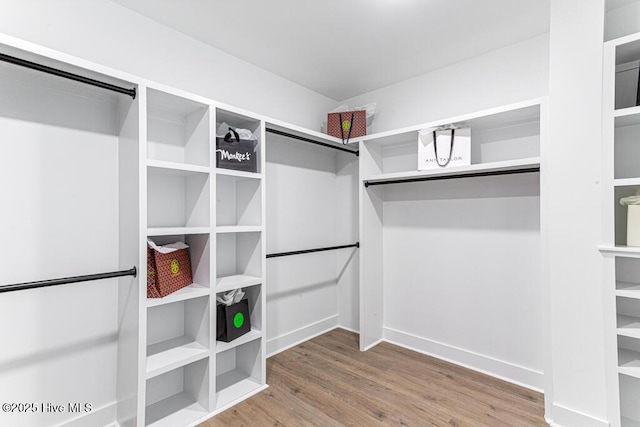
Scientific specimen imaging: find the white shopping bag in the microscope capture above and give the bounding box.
[418,126,471,170]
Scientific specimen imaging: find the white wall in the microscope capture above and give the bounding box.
[265,135,358,355]
[546,1,609,426]
[0,71,121,427]
[0,0,335,129]
[381,175,544,389]
[339,34,549,133]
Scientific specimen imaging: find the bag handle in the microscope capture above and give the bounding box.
[432,128,455,167]
[338,112,355,145]
[224,128,241,143]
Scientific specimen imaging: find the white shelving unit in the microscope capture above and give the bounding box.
[142,87,215,426]
[359,99,545,351]
[213,106,267,413]
[602,31,640,427]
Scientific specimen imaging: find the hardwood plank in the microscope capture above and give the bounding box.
[203,329,546,426]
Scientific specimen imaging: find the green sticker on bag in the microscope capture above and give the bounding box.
[233,312,244,328]
[341,120,351,132]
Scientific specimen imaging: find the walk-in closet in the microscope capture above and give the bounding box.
[0,1,637,426]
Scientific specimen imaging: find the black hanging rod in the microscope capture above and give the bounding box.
[0,267,137,294]
[0,53,137,99]
[267,243,359,259]
[266,128,359,156]
[363,167,540,188]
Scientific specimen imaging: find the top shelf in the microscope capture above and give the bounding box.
[363,101,541,147]
[266,122,359,154]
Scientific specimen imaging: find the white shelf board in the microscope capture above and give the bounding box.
[618,314,640,339]
[614,106,640,125]
[615,178,640,187]
[362,98,542,146]
[216,275,262,293]
[146,337,209,379]
[622,416,640,427]
[216,329,262,354]
[599,246,640,258]
[362,157,540,186]
[619,348,640,379]
[147,160,210,176]
[216,168,262,180]
[216,225,262,234]
[145,391,207,427]
[266,120,358,150]
[215,371,262,411]
[618,282,640,300]
[147,227,210,237]
[147,283,210,308]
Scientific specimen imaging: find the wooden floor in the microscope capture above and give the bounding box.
[203,329,546,426]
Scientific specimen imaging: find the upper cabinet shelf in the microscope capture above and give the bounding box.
[147,88,211,168]
[360,100,542,181]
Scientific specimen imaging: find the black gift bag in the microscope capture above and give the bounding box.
[217,299,251,342]
[216,128,258,172]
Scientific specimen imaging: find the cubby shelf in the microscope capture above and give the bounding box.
[146,283,211,308]
[615,178,640,187]
[215,373,262,412]
[216,168,262,180]
[147,227,211,236]
[216,225,262,234]
[146,338,209,379]
[619,314,640,339]
[362,157,540,186]
[619,348,640,379]
[614,105,640,121]
[216,275,262,293]
[145,393,207,427]
[618,282,640,300]
[215,329,262,354]
[148,160,210,176]
[600,246,640,258]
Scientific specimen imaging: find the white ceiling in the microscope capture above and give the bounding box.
[112,0,550,101]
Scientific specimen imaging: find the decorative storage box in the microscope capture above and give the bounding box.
[217,299,251,342]
[327,110,366,143]
[147,241,193,298]
[216,128,258,173]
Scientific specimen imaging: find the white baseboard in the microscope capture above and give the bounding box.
[267,315,339,358]
[58,401,116,427]
[383,327,544,392]
[336,324,359,334]
[548,403,609,427]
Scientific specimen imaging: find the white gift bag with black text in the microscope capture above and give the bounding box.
[418,127,471,170]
